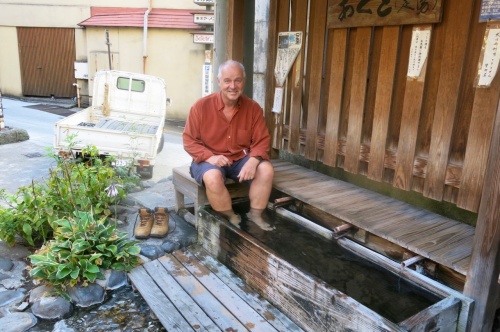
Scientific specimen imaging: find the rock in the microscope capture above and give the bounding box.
[31,296,72,320]
[161,241,181,253]
[0,258,14,271]
[138,244,164,260]
[0,127,29,145]
[0,289,26,307]
[29,285,56,303]
[0,312,37,332]
[96,270,128,290]
[67,283,105,308]
[52,320,76,332]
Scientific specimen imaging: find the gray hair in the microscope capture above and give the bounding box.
[217,60,246,79]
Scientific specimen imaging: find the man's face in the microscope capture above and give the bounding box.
[217,64,245,104]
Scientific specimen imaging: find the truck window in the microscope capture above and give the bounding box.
[116,77,146,92]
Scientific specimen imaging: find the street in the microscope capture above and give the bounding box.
[0,97,191,194]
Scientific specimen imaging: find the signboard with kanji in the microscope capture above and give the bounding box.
[274,31,303,87]
[477,27,500,87]
[194,13,214,25]
[407,27,431,79]
[480,0,500,22]
[328,0,443,28]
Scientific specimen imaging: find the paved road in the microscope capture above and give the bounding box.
[0,97,191,194]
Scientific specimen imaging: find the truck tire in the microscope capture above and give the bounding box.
[136,165,153,179]
[157,134,165,153]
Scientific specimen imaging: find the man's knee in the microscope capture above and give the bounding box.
[203,169,226,189]
[257,161,274,181]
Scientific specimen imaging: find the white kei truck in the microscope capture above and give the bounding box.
[53,70,167,179]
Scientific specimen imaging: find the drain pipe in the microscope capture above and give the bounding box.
[73,83,81,108]
[401,255,425,268]
[143,0,152,73]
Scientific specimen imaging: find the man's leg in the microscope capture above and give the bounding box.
[203,168,241,226]
[247,161,274,230]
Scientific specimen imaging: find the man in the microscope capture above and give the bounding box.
[183,60,274,230]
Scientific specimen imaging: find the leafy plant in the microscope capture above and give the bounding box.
[0,142,130,247]
[29,211,141,291]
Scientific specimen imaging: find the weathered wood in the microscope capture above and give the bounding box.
[423,0,474,201]
[399,296,460,332]
[128,266,195,332]
[344,27,372,173]
[187,248,305,332]
[456,50,500,210]
[287,0,307,154]
[463,84,500,331]
[269,160,475,278]
[198,208,407,331]
[142,260,220,331]
[393,26,431,191]
[304,0,328,161]
[323,28,348,167]
[368,26,400,182]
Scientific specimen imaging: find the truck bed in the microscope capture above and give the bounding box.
[78,118,159,135]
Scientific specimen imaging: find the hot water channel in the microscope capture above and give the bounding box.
[231,202,440,324]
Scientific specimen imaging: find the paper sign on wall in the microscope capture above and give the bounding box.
[272,87,284,113]
[407,28,432,79]
[274,32,303,87]
[477,27,500,87]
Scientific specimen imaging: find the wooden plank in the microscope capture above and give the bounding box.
[367,26,400,182]
[393,26,430,191]
[157,255,248,331]
[287,0,308,154]
[456,65,500,211]
[344,27,372,173]
[188,248,305,332]
[171,250,279,331]
[128,266,195,332]
[142,260,221,331]
[423,1,475,201]
[304,0,328,160]
[399,296,460,331]
[323,28,348,167]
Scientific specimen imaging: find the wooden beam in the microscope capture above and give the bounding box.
[463,100,500,331]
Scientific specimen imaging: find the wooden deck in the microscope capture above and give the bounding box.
[270,160,474,277]
[128,246,304,332]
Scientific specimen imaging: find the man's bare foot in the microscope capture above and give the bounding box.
[246,208,275,231]
[218,209,241,228]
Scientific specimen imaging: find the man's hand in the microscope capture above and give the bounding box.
[237,157,260,182]
[207,155,232,168]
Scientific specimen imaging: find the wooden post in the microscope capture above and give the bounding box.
[0,90,4,130]
[463,101,500,331]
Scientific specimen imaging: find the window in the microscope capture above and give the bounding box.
[116,77,146,92]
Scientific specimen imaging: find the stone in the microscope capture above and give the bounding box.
[0,258,14,271]
[31,296,72,320]
[0,289,26,307]
[0,127,29,145]
[67,283,105,308]
[0,312,37,332]
[138,244,164,260]
[161,241,181,253]
[52,320,76,332]
[29,285,56,303]
[96,270,128,290]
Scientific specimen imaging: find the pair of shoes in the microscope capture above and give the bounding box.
[134,207,169,239]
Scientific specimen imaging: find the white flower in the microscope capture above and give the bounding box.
[105,183,123,197]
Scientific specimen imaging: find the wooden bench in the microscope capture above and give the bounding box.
[129,246,304,332]
[173,164,249,221]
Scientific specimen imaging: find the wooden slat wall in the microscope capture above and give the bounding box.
[268,0,495,213]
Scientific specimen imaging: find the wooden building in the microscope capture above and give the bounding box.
[216,0,500,330]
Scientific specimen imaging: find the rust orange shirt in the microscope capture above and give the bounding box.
[183,91,271,163]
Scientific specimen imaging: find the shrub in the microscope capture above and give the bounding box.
[29,211,141,291]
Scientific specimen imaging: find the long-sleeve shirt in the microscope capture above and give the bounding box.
[183,91,271,164]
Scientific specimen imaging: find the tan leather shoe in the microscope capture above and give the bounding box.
[151,207,169,238]
[134,208,154,239]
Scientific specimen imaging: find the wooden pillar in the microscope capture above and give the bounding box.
[463,100,500,331]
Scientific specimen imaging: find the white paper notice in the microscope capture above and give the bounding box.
[478,28,500,87]
[272,87,284,114]
[407,29,431,79]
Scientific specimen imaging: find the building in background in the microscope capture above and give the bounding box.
[0,0,214,121]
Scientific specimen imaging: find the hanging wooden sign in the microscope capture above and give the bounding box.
[328,0,443,28]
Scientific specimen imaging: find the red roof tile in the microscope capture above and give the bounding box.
[78,7,209,30]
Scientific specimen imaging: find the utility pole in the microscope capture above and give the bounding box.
[105,29,112,70]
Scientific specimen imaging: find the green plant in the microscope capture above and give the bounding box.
[29,211,141,291]
[0,143,130,247]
